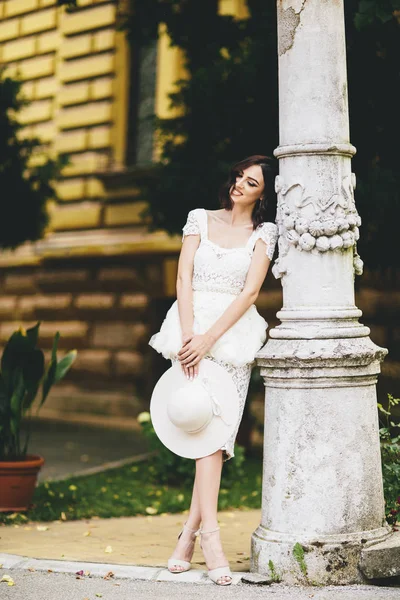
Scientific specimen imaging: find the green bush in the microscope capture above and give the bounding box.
[378,394,400,526]
[137,411,245,488]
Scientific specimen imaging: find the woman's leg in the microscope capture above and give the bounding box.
[168,472,201,570]
[195,450,223,530]
[169,450,227,571]
[195,450,231,584]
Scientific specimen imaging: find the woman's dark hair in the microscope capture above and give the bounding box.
[219,155,277,229]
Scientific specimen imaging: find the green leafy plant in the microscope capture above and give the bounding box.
[293,542,308,578]
[137,411,245,487]
[0,73,67,250]
[0,322,77,461]
[378,394,400,526]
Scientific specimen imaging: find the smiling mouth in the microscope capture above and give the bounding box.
[231,188,243,197]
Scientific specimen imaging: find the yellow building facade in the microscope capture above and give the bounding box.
[0,0,260,427]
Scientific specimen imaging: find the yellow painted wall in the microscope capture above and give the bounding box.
[0,0,248,237]
[0,0,127,233]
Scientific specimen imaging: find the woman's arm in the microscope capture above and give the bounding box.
[176,233,200,377]
[178,239,271,369]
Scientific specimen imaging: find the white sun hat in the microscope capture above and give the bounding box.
[150,360,240,459]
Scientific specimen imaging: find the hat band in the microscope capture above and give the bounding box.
[186,377,232,435]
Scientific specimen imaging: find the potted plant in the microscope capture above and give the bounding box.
[0,322,77,512]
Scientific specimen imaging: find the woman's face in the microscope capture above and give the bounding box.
[229,165,264,208]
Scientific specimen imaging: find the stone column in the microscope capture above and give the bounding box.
[251,0,391,584]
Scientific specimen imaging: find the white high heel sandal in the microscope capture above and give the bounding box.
[200,526,232,586]
[167,523,199,573]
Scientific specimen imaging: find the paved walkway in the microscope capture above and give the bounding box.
[0,509,259,573]
[3,568,400,600]
[23,419,147,481]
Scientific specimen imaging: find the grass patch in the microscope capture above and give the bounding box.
[0,457,262,524]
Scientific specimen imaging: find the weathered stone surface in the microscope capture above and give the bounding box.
[98,267,138,282]
[3,273,37,293]
[0,296,17,317]
[120,293,148,309]
[36,269,89,288]
[18,294,72,317]
[241,572,273,585]
[75,293,115,310]
[92,322,148,349]
[114,351,144,376]
[72,350,112,376]
[38,383,141,421]
[360,532,400,579]
[252,0,389,585]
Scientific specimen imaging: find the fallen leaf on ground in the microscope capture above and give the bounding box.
[76,570,84,576]
[28,568,36,572]
[103,571,114,580]
[1,575,15,586]
[104,545,113,553]
[95,594,102,598]
[36,525,49,531]
[145,507,158,515]
[47,569,53,573]
[83,530,91,537]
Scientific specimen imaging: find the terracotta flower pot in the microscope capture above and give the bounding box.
[0,454,45,512]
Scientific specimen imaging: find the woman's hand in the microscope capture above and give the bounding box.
[178,333,214,374]
[180,333,196,380]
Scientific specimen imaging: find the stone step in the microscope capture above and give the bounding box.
[359,531,400,579]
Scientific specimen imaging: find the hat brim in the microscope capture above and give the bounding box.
[150,359,240,459]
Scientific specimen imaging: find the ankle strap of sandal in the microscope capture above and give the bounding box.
[200,526,220,534]
[183,523,200,535]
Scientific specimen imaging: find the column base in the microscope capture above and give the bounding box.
[251,524,391,585]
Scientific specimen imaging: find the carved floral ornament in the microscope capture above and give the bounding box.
[272,174,364,279]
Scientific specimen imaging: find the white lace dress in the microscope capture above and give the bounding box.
[149,208,278,460]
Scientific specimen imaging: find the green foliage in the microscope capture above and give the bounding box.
[344,1,400,267]
[378,394,400,525]
[137,411,246,488]
[138,0,279,233]
[0,456,263,523]
[0,73,67,250]
[292,542,308,577]
[268,559,281,583]
[0,322,77,460]
[354,0,400,29]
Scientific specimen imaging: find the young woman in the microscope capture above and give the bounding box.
[149,155,278,585]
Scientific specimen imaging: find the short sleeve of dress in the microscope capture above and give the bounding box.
[182,209,201,241]
[254,222,278,260]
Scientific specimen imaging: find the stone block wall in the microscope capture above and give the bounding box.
[0,253,172,429]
